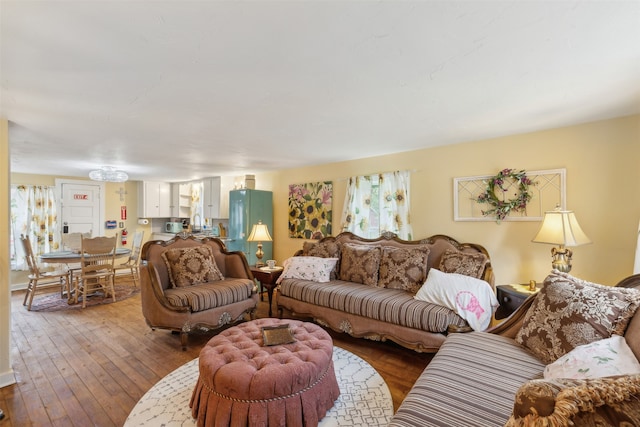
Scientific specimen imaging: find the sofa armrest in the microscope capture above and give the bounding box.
[505,374,640,426]
[223,250,253,279]
[141,262,189,313]
[487,293,537,338]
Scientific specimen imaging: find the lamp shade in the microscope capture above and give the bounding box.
[532,208,591,247]
[247,221,272,242]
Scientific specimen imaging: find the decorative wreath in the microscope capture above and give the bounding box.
[476,169,535,222]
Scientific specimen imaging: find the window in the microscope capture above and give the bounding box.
[340,171,413,240]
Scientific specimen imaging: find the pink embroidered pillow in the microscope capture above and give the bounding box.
[414,268,498,331]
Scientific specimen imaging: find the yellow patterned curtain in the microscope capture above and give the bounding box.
[10,185,59,270]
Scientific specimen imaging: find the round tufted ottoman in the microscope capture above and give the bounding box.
[190,318,340,427]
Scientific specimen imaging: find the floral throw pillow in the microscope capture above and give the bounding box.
[515,271,640,364]
[161,246,224,288]
[378,246,430,293]
[339,243,382,287]
[275,256,339,284]
[544,335,640,379]
[438,249,488,279]
[302,240,341,279]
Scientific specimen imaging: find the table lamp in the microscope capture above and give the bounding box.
[247,220,272,267]
[532,206,591,273]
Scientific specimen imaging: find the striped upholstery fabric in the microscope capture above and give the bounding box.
[389,332,544,427]
[278,278,467,332]
[164,279,255,312]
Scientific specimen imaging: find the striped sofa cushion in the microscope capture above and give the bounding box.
[164,279,255,312]
[389,332,545,427]
[278,278,467,332]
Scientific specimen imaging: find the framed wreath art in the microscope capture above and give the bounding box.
[476,169,536,222]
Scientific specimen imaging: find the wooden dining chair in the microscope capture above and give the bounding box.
[20,234,71,310]
[75,235,117,308]
[114,230,144,287]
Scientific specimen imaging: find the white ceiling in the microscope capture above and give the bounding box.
[2,1,639,182]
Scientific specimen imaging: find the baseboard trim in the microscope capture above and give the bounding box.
[0,369,16,388]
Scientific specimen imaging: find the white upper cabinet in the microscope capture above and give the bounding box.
[202,176,233,219]
[138,181,171,218]
[171,182,192,218]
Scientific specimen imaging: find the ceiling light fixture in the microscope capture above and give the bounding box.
[89,166,129,182]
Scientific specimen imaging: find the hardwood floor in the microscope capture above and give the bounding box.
[1,285,433,426]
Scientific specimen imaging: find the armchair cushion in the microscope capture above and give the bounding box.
[505,374,640,427]
[378,246,430,294]
[161,246,224,288]
[515,271,640,364]
[164,279,255,312]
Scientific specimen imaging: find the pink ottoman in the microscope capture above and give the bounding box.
[190,318,340,426]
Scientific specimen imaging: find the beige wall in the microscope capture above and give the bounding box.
[1,118,15,386]
[271,115,640,286]
[7,115,640,289]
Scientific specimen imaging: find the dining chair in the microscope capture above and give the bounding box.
[75,235,117,308]
[20,234,71,311]
[114,230,144,287]
[19,234,71,310]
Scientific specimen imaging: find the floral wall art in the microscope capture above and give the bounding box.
[288,181,333,239]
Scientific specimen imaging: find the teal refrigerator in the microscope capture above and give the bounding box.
[227,189,273,266]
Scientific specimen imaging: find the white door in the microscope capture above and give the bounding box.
[57,179,104,238]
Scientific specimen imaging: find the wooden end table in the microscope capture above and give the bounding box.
[250,266,284,317]
[495,282,541,319]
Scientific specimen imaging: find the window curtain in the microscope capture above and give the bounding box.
[10,185,60,270]
[340,171,413,240]
[379,171,413,240]
[340,176,373,236]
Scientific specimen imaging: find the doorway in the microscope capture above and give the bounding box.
[56,179,105,239]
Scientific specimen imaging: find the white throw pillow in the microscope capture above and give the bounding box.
[543,334,640,379]
[275,256,339,285]
[414,268,498,331]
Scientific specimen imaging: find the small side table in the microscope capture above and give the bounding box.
[250,266,283,317]
[495,283,541,320]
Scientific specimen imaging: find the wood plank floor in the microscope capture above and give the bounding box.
[1,285,432,426]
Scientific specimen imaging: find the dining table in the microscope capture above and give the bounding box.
[40,248,131,303]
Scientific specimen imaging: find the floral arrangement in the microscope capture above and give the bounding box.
[476,169,535,222]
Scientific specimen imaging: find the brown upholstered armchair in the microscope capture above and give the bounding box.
[140,234,258,349]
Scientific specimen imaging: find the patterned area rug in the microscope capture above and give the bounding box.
[28,283,140,312]
[124,346,393,426]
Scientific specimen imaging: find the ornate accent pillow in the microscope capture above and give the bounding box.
[275,256,339,284]
[543,335,640,379]
[505,374,640,427]
[302,240,340,279]
[515,271,640,364]
[339,243,382,287]
[414,268,498,331]
[161,246,224,288]
[378,246,430,293]
[438,249,488,279]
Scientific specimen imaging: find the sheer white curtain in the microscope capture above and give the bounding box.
[10,185,60,270]
[341,171,413,240]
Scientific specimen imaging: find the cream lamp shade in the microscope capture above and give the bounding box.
[532,206,591,273]
[247,221,272,266]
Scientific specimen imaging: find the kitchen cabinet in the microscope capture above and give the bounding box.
[202,176,234,219]
[138,181,171,218]
[171,182,192,218]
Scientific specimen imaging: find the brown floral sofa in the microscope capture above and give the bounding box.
[140,234,258,349]
[389,270,640,427]
[277,232,495,352]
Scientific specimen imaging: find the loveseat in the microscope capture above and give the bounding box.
[277,231,495,352]
[389,270,640,426]
[140,234,258,350]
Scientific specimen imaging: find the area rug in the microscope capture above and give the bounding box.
[124,346,393,426]
[28,284,139,312]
